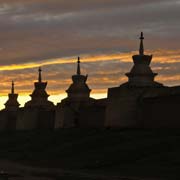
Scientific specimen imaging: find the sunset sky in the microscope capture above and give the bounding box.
[0,0,179,109]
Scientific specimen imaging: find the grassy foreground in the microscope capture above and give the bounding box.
[0,128,179,179]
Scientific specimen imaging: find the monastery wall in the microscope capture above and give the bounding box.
[16,109,39,130]
[142,95,180,128]
[105,87,142,128]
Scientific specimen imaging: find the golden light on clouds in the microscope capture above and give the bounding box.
[0,49,180,71]
[0,53,127,71]
[0,49,180,109]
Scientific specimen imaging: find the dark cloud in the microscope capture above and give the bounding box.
[0,0,178,65]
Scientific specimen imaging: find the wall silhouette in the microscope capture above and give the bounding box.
[0,32,180,130]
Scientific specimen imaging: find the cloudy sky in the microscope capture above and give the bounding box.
[0,0,179,108]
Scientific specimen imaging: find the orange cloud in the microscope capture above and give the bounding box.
[0,49,180,71]
[0,49,180,109]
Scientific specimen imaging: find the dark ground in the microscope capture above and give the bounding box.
[0,128,179,180]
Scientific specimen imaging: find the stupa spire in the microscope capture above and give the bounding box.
[125,32,162,87]
[25,67,54,109]
[66,56,91,100]
[4,81,20,110]
[77,56,81,75]
[139,32,144,55]
[11,81,14,94]
[38,67,42,82]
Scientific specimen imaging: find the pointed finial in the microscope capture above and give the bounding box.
[38,67,42,82]
[139,32,144,55]
[77,56,81,75]
[11,81,14,94]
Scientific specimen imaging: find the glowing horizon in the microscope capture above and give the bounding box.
[0,92,107,110]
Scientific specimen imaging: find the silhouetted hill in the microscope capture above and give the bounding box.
[0,129,179,179]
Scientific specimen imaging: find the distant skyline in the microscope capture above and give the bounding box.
[0,0,179,109]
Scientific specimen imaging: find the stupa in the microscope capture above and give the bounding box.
[105,32,163,128]
[55,57,97,128]
[65,56,92,103]
[125,32,162,87]
[25,67,54,109]
[4,81,20,110]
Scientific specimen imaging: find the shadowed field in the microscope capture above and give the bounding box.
[0,128,179,179]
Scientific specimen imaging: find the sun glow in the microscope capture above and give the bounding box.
[0,92,107,110]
